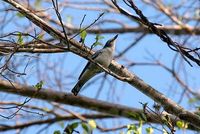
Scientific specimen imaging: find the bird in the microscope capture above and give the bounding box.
[71,34,118,96]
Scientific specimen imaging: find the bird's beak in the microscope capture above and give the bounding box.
[111,34,118,42]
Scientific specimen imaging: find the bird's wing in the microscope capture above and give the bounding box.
[78,50,102,80]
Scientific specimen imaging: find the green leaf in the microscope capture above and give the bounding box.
[178,16,183,21]
[16,12,25,18]
[34,81,44,90]
[17,32,23,45]
[80,29,87,43]
[146,127,154,134]
[59,121,65,128]
[127,130,133,134]
[138,121,143,134]
[127,124,134,129]
[64,122,79,134]
[34,0,42,7]
[70,122,79,130]
[53,130,61,134]
[37,34,44,40]
[91,34,104,48]
[88,120,96,129]
[167,3,173,8]
[43,108,49,112]
[176,120,188,129]
[66,15,73,24]
[119,131,125,134]
[94,34,104,46]
[188,97,198,104]
[127,124,142,134]
[81,122,89,133]
[140,113,147,122]
[92,42,103,47]
[95,34,104,40]
[127,124,137,131]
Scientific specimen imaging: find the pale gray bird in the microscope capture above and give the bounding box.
[71,35,118,96]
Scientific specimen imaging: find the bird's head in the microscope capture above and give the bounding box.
[104,34,118,48]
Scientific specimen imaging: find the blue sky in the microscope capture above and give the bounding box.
[0,0,199,134]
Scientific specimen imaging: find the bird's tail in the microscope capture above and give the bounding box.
[71,81,84,96]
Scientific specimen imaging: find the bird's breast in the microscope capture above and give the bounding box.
[95,49,113,68]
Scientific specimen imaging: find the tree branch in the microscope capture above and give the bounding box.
[0,114,113,132]
[2,0,200,129]
[0,80,198,131]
